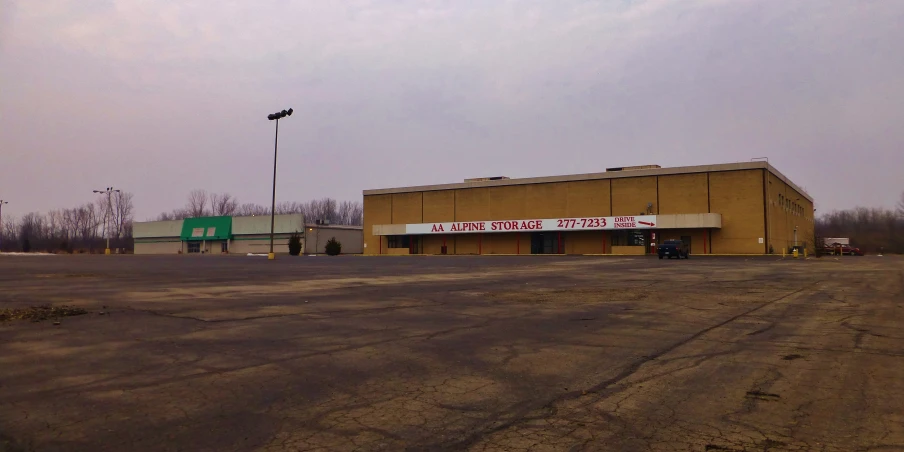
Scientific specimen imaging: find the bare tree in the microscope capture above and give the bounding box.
[154,191,362,227]
[336,200,363,226]
[235,203,269,217]
[75,204,100,244]
[156,208,189,221]
[275,201,303,215]
[1,215,18,251]
[61,208,77,241]
[210,193,239,216]
[47,210,63,242]
[897,191,904,218]
[96,196,112,241]
[818,206,904,254]
[300,198,339,224]
[19,212,45,249]
[112,191,135,239]
[185,189,209,217]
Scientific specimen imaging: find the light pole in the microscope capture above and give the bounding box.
[266,108,293,260]
[93,187,120,255]
[0,200,7,253]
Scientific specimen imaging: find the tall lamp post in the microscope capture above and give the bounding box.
[93,187,120,255]
[266,108,293,260]
[0,200,7,253]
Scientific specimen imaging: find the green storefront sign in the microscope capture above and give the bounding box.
[180,216,233,241]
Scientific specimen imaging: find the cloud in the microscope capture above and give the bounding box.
[1,0,903,219]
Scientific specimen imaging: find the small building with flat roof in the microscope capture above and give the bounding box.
[133,214,363,255]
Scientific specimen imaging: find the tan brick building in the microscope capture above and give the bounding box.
[363,162,814,256]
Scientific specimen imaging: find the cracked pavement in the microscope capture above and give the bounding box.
[1,255,903,451]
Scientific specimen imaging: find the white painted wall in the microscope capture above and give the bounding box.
[134,219,183,238]
[233,214,304,235]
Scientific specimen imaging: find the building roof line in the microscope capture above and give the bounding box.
[363,161,813,203]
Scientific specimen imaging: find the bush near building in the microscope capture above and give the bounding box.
[325,237,341,256]
[288,231,302,256]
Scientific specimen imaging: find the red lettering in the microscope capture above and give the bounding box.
[534,220,542,229]
[511,221,519,230]
[431,224,444,232]
[451,223,459,232]
[478,222,486,231]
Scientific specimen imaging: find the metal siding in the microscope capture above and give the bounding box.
[133,220,184,238]
[232,214,304,235]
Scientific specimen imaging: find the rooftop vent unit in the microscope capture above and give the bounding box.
[606,165,662,172]
[464,176,510,182]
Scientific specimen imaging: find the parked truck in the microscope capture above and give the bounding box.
[658,240,689,259]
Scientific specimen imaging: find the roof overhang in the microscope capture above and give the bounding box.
[373,213,721,236]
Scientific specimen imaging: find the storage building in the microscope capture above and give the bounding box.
[362,161,814,256]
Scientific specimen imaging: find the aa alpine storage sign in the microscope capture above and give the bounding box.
[405,215,657,235]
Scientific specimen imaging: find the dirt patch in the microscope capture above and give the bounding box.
[705,445,737,452]
[782,354,804,361]
[0,305,88,323]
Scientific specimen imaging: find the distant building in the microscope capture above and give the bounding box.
[363,161,814,255]
[133,214,363,255]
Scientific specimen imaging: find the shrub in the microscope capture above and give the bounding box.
[288,231,302,256]
[325,237,341,256]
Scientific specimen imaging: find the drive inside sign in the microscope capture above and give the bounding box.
[405,215,657,235]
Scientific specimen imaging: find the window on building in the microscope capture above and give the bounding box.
[387,235,410,248]
[611,230,646,247]
[187,242,201,253]
[207,227,216,237]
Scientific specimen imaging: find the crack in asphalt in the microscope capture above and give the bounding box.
[426,283,821,451]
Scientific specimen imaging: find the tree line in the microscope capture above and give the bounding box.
[5,188,898,254]
[815,191,904,254]
[0,189,362,253]
[0,192,135,253]
[154,189,363,226]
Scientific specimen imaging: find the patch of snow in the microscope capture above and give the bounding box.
[0,252,55,256]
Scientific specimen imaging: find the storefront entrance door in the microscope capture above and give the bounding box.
[530,232,563,254]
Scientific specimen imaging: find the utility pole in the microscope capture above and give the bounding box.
[0,200,7,253]
[266,108,293,260]
[93,187,120,255]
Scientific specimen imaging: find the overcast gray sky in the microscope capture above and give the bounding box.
[1,0,902,220]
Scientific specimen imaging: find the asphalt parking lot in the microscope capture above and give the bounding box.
[1,254,903,451]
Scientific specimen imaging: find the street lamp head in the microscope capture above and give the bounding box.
[287,108,293,116]
[280,109,288,117]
